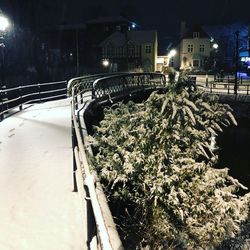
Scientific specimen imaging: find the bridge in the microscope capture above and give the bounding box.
[0,73,249,250]
[0,73,166,250]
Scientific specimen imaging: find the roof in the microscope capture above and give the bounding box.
[86,16,129,24]
[45,23,86,31]
[182,25,211,39]
[99,30,157,47]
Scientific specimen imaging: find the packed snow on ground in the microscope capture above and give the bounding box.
[0,98,86,250]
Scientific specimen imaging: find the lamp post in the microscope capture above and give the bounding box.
[168,49,177,67]
[234,31,239,95]
[0,10,9,90]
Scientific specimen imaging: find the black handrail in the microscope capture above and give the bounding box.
[92,72,166,98]
[0,80,67,121]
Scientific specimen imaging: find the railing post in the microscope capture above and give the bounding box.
[0,90,3,121]
[228,83,230,94]
[75,95,78,110]
[38,83,41,102]
[80,91,83,104]
[210,82,212,93]
[19,86,23,111]
[247,85,249,95]
[72,118,78,192]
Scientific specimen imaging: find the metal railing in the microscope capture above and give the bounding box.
[197,80,250,95]
[0,80,67,121]
[92,72,166,98]
[68,72,166,249]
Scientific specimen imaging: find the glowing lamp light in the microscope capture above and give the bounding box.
[132,23,136,29]
[102,59,110,67]
[0,15,9,31]
[212,43,219,49]
[168,49,177,58]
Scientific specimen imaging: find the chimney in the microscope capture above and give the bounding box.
[180,21,186,38]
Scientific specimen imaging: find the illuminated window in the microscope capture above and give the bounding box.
[188,44,193,52]
[193,32,199,38]
[199,44,205,52]
[145,45,151,53]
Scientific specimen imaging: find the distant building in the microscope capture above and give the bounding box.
[85,16,137,69]
[99,30,158,72]
[179,24,212,69]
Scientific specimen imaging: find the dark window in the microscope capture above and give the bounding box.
[104,26,109,32]
[193,60,199,67]
[193,32,199,38]
[199,44,205,52]
[145,45,151,53]
[188,44,193,52]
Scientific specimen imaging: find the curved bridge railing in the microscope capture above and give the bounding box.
[68,72,166,249]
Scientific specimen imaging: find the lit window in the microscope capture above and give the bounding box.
[199,44,205,52]
[193,32,199,38]
[188,44,193,52]
[145,45,151,53]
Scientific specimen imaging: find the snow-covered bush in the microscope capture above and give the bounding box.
[89,72,250,249]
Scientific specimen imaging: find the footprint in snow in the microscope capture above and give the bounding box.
[9,128,15,132]
[19,123,24,127]
[8,134,15,138]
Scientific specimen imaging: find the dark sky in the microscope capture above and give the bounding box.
[1,0,250,35]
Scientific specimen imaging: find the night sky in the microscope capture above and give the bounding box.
[1,0,250,35]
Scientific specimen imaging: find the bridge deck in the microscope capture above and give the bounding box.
[0,98,85,250]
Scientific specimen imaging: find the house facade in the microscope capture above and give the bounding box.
[179,25,212,70]
[99,30,158,72]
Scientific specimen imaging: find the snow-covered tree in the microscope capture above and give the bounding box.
[90,72,250,249]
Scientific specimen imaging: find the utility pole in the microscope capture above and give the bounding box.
[248,26,250,76]
[234,31,239,95]
[76,29,79,76]
[125,30,129,71]
[0,41,5,90]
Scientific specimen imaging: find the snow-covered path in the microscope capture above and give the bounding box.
[0,98,85,250]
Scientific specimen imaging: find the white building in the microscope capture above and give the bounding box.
[179,24,212,70]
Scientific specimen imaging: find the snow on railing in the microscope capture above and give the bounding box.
[68,72,166,249]
[69,74,123,250]
[0,80,67,121]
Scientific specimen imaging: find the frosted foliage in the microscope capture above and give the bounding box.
[90,87,250,249]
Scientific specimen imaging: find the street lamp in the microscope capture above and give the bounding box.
[102,59,110,67]
[168,49,177,67]
[212,43,219,50]
[0,10,9,90]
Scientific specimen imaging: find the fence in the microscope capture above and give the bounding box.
[0,80,67,121]
[68,72,166,249]
[197,80,250,95]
